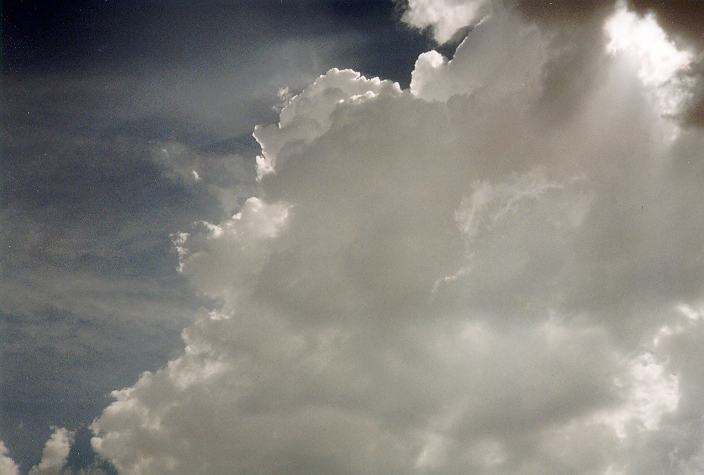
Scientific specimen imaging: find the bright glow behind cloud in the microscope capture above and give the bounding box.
[605,3,694,115]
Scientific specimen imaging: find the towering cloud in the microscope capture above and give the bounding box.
[29,427,74,475]
[91,1,704,473]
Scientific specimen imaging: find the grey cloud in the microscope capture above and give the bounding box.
[89,3,704,474]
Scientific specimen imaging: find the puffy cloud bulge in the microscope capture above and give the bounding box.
[28,427,74,475]
[91,1,704,474]
[0,428,74,475]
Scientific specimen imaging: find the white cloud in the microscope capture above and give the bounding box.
[410,10,545,101]
[91,3,704,474]
[0,441,19,475]
[28,427,74,475]
[402,0,491,44]
[253,68,402,179]
[605,2,695,116]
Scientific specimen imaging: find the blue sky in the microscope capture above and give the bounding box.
[3,1,704,474]
[0,1,431,470]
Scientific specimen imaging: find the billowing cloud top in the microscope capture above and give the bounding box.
[90,1,704,474]
[28,427,74,475]
[0,428,73,475]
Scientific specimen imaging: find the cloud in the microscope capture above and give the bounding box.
[406,0,704,127]
[91,2,704,474]
[0,3,433,470]
[0,441,19,475]
[604,4,694,116]
[28,427,74,475]
[402,0,491,43]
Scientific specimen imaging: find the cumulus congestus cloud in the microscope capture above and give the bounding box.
[28,427,74,475]
[91,2,704,474]
[0,428,74,475]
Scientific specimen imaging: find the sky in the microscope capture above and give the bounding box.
[2,0,704,474]
[1,1,429,471]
